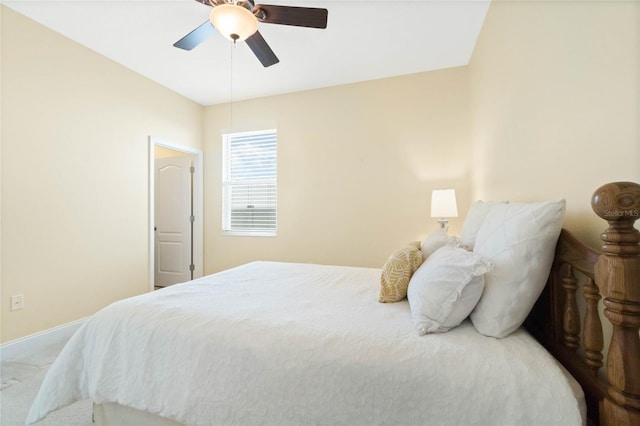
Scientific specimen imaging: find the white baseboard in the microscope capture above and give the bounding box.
[0,317,88,362]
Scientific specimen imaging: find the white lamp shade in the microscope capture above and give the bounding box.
[431,189,458,218]
[210,4,258,42]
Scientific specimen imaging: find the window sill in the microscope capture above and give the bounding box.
[223,230,277,237]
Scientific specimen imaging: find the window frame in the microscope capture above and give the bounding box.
[221,129,277,237]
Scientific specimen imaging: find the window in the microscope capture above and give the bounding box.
[222,129,277,236]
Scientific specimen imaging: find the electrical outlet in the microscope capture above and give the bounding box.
[10,294,24,311]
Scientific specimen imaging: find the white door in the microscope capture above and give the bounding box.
[155,156,193,287]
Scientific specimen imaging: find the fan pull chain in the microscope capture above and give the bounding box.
[229,40,234,130]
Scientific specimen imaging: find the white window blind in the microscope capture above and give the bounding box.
[222,130,277,235]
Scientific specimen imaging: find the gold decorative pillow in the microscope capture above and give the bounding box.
[379,242,423,303]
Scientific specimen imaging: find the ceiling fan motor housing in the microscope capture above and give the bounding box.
[207,0,255,11]
[206,1,268,21]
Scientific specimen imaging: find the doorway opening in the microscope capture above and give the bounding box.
[149,136,203,291]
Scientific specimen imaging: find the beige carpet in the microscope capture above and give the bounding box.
[1,341,92,426]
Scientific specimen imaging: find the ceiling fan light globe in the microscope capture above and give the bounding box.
[210,4,258,42]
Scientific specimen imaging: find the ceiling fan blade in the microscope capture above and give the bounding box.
[246,31,280,67]
[254,4,328,29]
[173,21,216,51]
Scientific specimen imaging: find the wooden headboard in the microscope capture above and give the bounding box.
[525,181,640,426]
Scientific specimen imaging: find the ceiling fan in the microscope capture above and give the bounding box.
[174,0,328,67]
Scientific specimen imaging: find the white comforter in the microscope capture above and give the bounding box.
[28,261,585,426]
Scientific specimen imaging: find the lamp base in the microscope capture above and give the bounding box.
[437,219,449,233]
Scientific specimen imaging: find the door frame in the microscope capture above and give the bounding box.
[149,136,204,291]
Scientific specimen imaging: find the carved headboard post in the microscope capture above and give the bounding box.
[591,181,640,426]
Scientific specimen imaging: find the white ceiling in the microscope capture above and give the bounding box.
[3,0,490,106]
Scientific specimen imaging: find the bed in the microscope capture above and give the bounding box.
[27,181,640,426]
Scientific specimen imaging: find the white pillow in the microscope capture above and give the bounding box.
[420,228,450,258]
[460,200,505,250]
[407,245,493,335]
[470,200,566,338]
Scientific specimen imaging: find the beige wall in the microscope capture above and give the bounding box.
[3,0,639,343]
[469,0,640,248]
[1,7,203,343]
[203,0,640,274]
[204,68,472,273]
